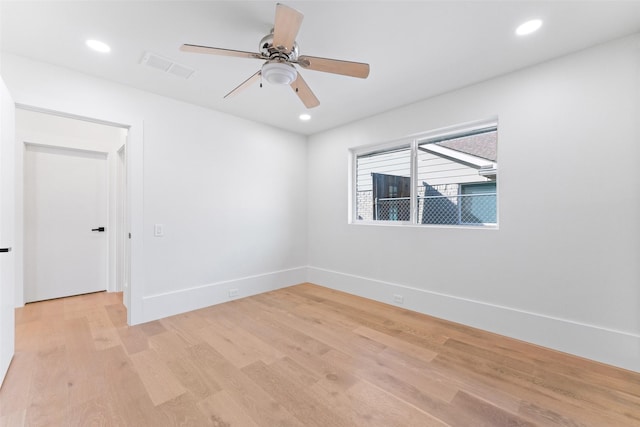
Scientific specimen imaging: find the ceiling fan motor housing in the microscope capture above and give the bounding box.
[259,33,299,62]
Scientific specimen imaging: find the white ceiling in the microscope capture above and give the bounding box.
[2,1,640,135]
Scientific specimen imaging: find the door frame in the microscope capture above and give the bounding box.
[14,105,144,325]
[116,144,130,294]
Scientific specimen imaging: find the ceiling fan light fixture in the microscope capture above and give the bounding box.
[262,62,297,85]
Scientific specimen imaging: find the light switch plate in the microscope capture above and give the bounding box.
[154,224,164,237]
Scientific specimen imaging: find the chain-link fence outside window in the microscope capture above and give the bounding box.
[371,193,496,225]
[419,193,496,225]
[375,197,411,221]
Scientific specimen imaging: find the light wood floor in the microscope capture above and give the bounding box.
[1,284,639,426]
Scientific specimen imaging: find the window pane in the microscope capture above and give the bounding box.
[356,147,411,221]
[461,183,497,224]
[417,129,497,225]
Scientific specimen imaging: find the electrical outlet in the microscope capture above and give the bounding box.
[228,288,239,298]
[393,294,404,305]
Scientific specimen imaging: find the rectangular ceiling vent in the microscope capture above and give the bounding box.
[140,52,195,79]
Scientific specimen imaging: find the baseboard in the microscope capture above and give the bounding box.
[142,266,307,323]
[307,266,640,373]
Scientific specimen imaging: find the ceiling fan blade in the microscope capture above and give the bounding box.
[181,44,263,59]
[290,72,320,109]
[297,55,370,79]
[272,3,303,53]
[224,70,262,99]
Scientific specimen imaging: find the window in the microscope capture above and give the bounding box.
[352,120,498,226]
[355,146,411,221]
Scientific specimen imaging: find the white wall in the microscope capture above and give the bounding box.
[307,34,640,372]
[1,53,308,323]
[15,109,127,303]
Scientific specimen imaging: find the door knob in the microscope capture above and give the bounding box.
[91,227,105,232]
[0,247,11,253]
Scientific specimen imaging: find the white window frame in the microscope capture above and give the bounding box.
[350,117,498,227]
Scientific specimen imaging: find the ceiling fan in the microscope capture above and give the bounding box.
[180,3,370,109]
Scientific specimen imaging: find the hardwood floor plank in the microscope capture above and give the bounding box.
[450,390,536,426]
[14,302,41,325]
[38,297,66,319]
[288,285,449,354]
[222,298,334,358]
[216,300,359,394]
[242,359,351,427]
[270,356,322,387]
[354,324,438,361]
[13,320,43,353]
[432,346,638,426]
[321,347,470,424]
[0,408,25,427]
[165,355,222,399]
[68,323,118,408]
[108,394,167,426]
[343,380,450,427]
[104,302,127,328]
[195,317,284,368]
[100,345,149,402]
[252,297,388,359]
[87,308,123,350]
[157,392,212,426]
[517,400,590,427]
[139,319,167,337]
[0,351,35,419]
[66,396,115,426]
[116,323,149,355]
[129,348,188,406]
[148,329,193,362]
[160,310,210,346]
[186,342,304,427]
[433,355,640,426]
[291,301,365,332]
[321,337,460,404]
[23,343,69,426]
[197,390,261,427]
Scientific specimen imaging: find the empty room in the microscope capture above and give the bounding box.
[1,1,639,425]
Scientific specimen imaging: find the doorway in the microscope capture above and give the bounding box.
[17,109,128,303]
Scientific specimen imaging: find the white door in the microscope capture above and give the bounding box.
[0,79,16,386]
[24,144,108,302]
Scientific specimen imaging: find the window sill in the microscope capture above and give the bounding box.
[349,220,499,230]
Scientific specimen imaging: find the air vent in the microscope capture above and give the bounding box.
[140,52,195,79]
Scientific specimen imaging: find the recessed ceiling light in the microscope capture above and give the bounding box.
[299,113,311,121]
[86,39,111,53]
[516,19,543,36]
